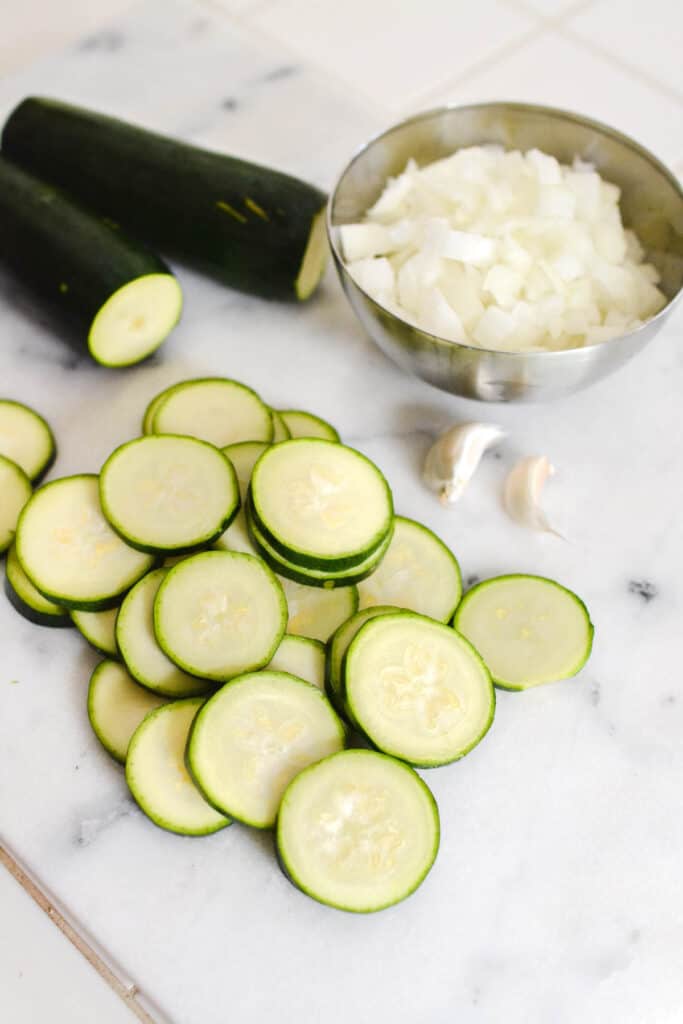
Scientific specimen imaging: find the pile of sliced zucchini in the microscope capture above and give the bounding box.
[247,438,394,592]
[2,380,594,914]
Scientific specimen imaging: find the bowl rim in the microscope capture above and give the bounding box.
[326,100,683,361]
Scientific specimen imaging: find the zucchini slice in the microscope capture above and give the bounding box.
[0,455,32,555]
[4,543,71,627]
[3,97,328,302]
[276,749,439,913]
[71,606,119,656]
[0,156,181,367]
[345,612,495,767]
[154,551,287,682]
[151,378,273,447]
[279,575,358,643]
[246,504,391,589]
[268,634,326,690]
[326,605,403,715]
[250,440,393,571]
[141,383,182,436]
[213,441,269,557]
[126,698,230,836]
[117,569,211,697]
[221,441,270,493]
[358,517,462,623]
[187,671,345,828]
[15,475,155,610]
[87,659,168,763]
[271,411,291,443]
[453,574,594,690]
[214,510,258,558]
[278,410,340,443]
[99,435,239,554]
[0,399,55,482]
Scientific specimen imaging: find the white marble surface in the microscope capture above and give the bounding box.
[1,1,683,1022]
[0,867,133,1024]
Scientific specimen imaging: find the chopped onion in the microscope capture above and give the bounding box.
[343,145,667,353]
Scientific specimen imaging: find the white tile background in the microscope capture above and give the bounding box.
[2,0,679,167]
[1,0,681,1020]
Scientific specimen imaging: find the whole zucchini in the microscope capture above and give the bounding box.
[3,97,329,302]
[0,156,182,367]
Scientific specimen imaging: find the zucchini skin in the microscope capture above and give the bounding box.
[3,97,328,302]
[0,156,176,357]
[4,575,72,628]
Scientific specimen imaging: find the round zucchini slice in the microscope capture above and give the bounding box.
[214,509,258,557]
[154,551,287,682]
[88,273,182,368]
[4,543,71,626]
[279,575,358,643]
[358,516,462,623]
[213,445,267,555]
[276,749,439,913]
[187,670,345,828]
[99,435,239,554]
[270,411,291,443]
[126,698,230,836]
[222,441,270,496]
[0,399,55,482]
[71,606,119,656]
[345,612,495,767]
[268,634,326,690]
[278,410,340,443]
[250,439,392,571]
[453,574,594,690]
[87,659,169,763]
[117,568,211,697]
[151,378,273,446]
[0,454,32,555]
[15,475,155,610]
[246,504,391,588]
[326,605,403,715]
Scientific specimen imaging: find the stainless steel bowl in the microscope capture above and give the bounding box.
[327,103,683,402]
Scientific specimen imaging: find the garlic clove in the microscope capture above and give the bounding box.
[423,422,505,505]
[503,455,563,536]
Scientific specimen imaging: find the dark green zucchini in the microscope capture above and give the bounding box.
[0,156,182,366]
[3,97,329,301]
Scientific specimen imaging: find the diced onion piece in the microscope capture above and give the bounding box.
[483,265,523,308]
[441,230,497,265]
[418,287,465,342]
[339,223,393,261]
[536,186,577,220]
[473,306,516,350]
[527,148,562,185]
[348,257,395,302]
[367,170,413,220]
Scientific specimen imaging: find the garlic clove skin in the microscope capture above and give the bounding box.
[423,422,505,505]
[503,455,563,536]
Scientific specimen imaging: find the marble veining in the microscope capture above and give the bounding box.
[628,579,658,602]
[1,2,683,1023]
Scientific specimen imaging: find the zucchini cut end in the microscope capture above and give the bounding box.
[295,207,328,301]
[88,274,182,368]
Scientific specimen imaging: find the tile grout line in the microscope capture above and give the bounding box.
[560,25,683,108]
[411,0,596,112]
[0,844,164,1024]
[502,0,596,23]
[407,22,546,112]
